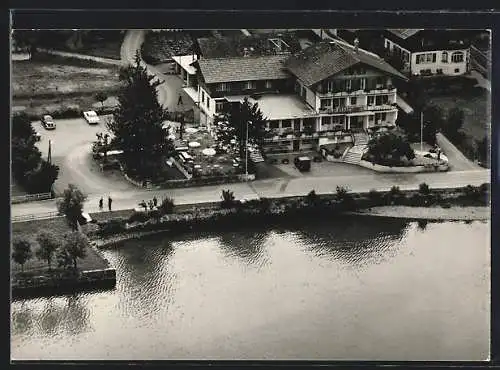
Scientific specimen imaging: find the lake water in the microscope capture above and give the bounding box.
[11,216,490,361]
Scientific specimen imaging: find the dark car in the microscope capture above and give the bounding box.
[294,156,311,172]
[41,115,56,130]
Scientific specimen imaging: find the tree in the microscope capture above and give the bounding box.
[57,184,87,231]
[107,51,174,180]
[12,113,37,142]
[158,196,175,215]
[11,137,42,180]
[476,136,488,165]
[366,131,415,165]
[12,239,33,272]
[445,107,465,141]
[95,92,108,108]
[61,232,88,270]
[25,160,60,193]
[418,182,431,195]
[36,231,60,271]
[214,97,267,160]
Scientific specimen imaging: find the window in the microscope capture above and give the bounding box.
[281,120,292,128]
[375,112,387,121]
[455,68,460,73]
[350,97,357,106]
[321,116,331,125]
[367,96,375,106]
[345,79,352,90]
[451,51,464,63]
[320,99,331,109]
[375,95,389,105]
[265,80,273,89]
[215,101,225,113]
[327,80,335,92]
[217,83,229,92]
[332,116,341,124]
[369,115,374,121]
[244,81,256,90]
[442,51,448,63]
[360,78,366,90]
[270,121,279,129]
[333,98,346,108]
[416,54,425,64]
[426,53,436,63]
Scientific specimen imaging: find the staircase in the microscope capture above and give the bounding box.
[249,149,265,163]
[342,133,369,165]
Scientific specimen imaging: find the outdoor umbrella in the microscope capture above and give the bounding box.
[202,148,216,156]
[185,127,199,134]
[188,141,201,148]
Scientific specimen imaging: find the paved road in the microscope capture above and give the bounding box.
[33,116,136,195]
[11,169,490,219]
[436,133,482,172]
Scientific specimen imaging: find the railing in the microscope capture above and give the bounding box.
[11,193,52,204]
[12,212,62,223]
[319,104,396,114]
[316,87,395,97]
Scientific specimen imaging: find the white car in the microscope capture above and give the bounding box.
[83,110,100,124]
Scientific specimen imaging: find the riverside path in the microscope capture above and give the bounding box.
[11,170,490,221]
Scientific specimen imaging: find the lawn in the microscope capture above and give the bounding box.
[12,53,123,98]
[11,217,110,275]
[429,88,490,142]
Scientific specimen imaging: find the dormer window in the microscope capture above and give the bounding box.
[451,51,464,63]
[217,83,229,92]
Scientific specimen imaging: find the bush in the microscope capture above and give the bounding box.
[463,185,480,199]
[128,211,150,224]
[221,189,236,209]
[368,189,382,201]
[418,182,431,195]
[335,185,350,201]
[306,190,319,206]
[98,218,126,236]
[158,196,175,215]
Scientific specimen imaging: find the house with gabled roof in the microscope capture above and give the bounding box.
[175,33,409,154]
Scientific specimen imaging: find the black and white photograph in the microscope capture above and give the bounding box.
[10,26,491,361]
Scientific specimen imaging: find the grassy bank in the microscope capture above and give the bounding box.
[12,53,122,117]
[87,184,489,247]
[11,217,110,277]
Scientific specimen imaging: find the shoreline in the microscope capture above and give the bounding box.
[348,205,490,221]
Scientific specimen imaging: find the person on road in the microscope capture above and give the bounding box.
[177,95,183,106]
[108,196,112,211]
[153,196,158,207]
[99,197,103,211]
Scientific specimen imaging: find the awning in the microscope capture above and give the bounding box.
[396,95,414,114]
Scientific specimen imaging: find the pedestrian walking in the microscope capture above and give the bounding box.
[99,197,103,211]
[177,95,183,106]
[153,196,158,207]
[437,149,441,161]
[108,196,112,211]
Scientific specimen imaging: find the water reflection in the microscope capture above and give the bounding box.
[295,216,409,267]
[105,237,176,322]
[11,295,91,339]
[217,229,270,269]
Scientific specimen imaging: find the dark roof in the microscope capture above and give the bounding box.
[196,33,302,59]
[284,41,407,87]
[387,29,422,40]
[197,55,290,84]
[384,29,478,52]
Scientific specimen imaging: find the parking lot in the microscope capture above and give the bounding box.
[32,114,137,195]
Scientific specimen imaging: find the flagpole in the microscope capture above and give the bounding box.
[420,111,423,152]
[48,139,52,164]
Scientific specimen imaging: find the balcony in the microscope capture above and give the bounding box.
[318,104,397,114]
[316,86,396,97]
[263,129,349,143]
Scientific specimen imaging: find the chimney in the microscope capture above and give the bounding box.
[354,38,359,52]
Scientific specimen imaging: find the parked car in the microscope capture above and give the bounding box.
[294,156,311,172]
[83,110,100,124]
[41,115,56,130]
[34,131,42,141]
